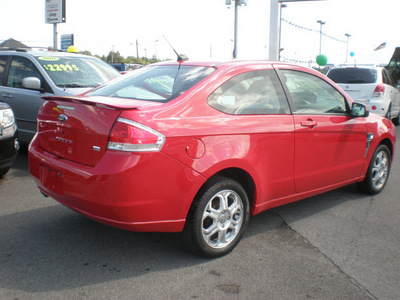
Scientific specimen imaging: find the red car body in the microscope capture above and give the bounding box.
[29,60,395,255]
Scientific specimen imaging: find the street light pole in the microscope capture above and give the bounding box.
[345,33,351,63]
[317,20,325,55]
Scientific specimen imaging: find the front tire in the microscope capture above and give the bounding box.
[357,144,391,194]
[184,177,250,258]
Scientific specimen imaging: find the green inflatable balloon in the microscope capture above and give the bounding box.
[316,54,328,66]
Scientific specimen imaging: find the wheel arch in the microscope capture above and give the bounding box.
[186,167,256,220]
[214,168,256,209]
[379,138,394,160]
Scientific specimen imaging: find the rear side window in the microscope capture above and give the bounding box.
[327,68,377,84]
[207,69,290,115]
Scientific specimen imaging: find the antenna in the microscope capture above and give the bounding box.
[162,35,188,62]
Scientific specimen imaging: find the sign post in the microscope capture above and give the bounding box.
[45,0,66,50]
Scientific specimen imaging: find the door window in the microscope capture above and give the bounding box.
[7,56,44,89]
[280,70,348,115]
[208,69,290,115]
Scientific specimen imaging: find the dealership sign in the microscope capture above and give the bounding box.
[45,0,66,24]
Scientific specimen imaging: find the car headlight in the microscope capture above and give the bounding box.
[0,108,15,128]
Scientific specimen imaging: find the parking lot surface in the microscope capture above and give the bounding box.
[1,126,399,299]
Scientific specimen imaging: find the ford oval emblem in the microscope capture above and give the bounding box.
[58,114,68,122]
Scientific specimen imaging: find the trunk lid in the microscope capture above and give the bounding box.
[37,96,141,166]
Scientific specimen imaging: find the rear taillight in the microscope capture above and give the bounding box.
[372,84,385,97]
[108,118,165,152]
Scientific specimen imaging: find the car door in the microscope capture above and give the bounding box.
[276,67,367,193]
[206,68,296,202]
[0,55,53,143]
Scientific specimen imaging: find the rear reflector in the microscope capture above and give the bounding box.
[108,118,165,152]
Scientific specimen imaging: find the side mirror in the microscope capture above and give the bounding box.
[22,77,41,91]
[351,102,369,118]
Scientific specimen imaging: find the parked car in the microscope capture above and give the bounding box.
[112,63,142,74]
[0,102,18,177]
[0,49,121,143]
[29,60,396,257]
[326,65,400,125]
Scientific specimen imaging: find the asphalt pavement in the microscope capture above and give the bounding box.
[1,126,399,299]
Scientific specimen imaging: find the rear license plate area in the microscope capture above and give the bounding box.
[40,164,63,195]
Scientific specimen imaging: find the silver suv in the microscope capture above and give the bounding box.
[0,49,120,143]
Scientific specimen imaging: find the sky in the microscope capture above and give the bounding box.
[1,0,399,66]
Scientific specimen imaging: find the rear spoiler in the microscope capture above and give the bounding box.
[42,96,140,110]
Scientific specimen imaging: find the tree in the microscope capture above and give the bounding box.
[106,51,125,64]
[78,49,162,65]
[79,50,92,56]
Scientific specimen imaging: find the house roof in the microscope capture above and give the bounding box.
[0,38,29,49]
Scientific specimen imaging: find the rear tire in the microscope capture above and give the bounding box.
[357,144,391,194]
[184,177,250,258]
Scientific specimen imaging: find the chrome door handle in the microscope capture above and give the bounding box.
[2,94,12,99]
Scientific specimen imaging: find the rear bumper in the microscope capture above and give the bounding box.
[28,138,206,232]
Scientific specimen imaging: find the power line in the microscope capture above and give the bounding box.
[282,18,346,43]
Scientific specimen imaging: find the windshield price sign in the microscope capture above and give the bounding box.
[45,0,66,24]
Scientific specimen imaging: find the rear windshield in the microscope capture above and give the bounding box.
[327,68,377,84]
[87,65,215,102]
[35,55,120,88]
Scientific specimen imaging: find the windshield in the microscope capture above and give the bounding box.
[327,68,377,84]
[35,55,120,88]
[87,65,215,102]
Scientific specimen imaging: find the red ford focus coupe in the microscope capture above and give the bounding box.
[29,60,396,257]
